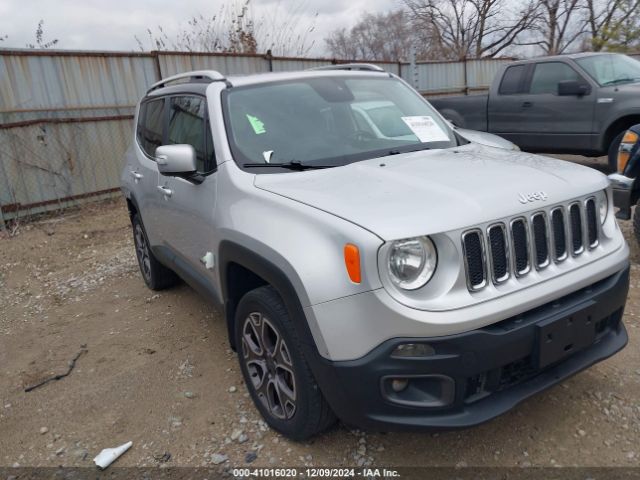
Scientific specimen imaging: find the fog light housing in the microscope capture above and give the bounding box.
[382,375,455,407]
[391,378,409,392]
[391,343,435,358]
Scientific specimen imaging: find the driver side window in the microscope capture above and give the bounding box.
[167,96,216,173]
[529,62,582,95]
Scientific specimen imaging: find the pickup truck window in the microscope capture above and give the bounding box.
[498,65,527,95]
[575,54,640,87]
[529,62,582,95]
[223,76,456,171]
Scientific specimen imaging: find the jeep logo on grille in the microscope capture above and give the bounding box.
[518,191,548,204]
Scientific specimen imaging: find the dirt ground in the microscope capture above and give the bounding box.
[1,156,639,471]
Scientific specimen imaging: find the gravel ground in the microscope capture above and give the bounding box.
[0,156,639,472]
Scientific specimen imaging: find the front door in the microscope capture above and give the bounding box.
[505,62,595,152]
[156,95,219,294]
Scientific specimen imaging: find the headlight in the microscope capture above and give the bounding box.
[387,236,437,290]
[597,190,608,225]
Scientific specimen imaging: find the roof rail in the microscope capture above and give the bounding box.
[308,63,386,72]
[147,70,226,93]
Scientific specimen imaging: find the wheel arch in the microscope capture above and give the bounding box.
[218,240,316,353]
[125,193,140,221]
[602,114,640,152]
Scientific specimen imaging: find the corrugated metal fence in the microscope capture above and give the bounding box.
[0,48,513,227]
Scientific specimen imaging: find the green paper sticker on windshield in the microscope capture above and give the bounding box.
[246,114,266,135]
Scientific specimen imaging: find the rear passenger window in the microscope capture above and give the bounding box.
[499,65,526,95]
[529,62,581,95]
[168,96,215,173]
[137,99,165,157]
[498,65,527,95]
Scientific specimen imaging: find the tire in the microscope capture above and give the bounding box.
[235,286,336,440]
[608,130,625,172]
[633,199,640,245]
[131,214,178,290]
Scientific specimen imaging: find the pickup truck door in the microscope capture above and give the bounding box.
[491,61,596,152]
[155,95,219,294]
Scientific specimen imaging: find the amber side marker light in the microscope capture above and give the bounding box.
[344,244,361,283]
[618,130,639,172]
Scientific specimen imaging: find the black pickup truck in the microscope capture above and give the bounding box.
[430,52,640,170]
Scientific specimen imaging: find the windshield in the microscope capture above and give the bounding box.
[575,54,640,86]
[223,76,456,171]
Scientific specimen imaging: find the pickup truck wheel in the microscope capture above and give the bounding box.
[235,286,336,440]
[608,131,625,172]
[131,214,178,290]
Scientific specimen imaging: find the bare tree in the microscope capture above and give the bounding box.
[528,0,586,54]
[404,0,540,60]
[26,20,59,49]
[600,0,640,50]
[586,0,640,50]
[326,10,416,61]
[136,0,317,56]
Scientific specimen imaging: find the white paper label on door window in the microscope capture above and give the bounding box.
[401,116,449,143]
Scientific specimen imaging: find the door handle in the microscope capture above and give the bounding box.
[130,171,143,180]
[157,185,173,197]
[522,101,533,108]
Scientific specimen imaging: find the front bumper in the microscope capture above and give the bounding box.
[309,265,629,431]
[608,173,635,220]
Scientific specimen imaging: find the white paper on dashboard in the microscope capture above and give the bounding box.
[401,116,449,143]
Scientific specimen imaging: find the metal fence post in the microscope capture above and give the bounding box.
[463,56,469,95]
[265,49,273,72]
[410,44,419,90]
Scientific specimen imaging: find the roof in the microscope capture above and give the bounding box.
[226,68,390,87]
[511,51,620,65]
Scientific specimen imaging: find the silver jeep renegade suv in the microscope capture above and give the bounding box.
[121,64,629,440]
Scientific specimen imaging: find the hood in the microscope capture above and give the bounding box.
[455,127,519,151]
[254,144,608,240]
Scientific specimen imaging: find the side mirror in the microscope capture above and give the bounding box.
[155,145,197,176]
[558,80,591,96]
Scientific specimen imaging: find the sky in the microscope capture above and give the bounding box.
[0,0,397,56]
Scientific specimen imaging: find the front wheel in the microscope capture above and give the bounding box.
[235,286,336,440]
[608,131,625,172]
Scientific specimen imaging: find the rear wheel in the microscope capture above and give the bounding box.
[131,214,178,290]
[235,286,336,440]
[608,131,625,172]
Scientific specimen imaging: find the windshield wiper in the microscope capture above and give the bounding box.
[602,77,640,86]
[388,145,432,155]
[242,161,335,171]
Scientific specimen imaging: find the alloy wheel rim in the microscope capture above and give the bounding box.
[134,224,151,282]
[241,312,297,420]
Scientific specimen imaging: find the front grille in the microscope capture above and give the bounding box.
[585,198,598,247]
[551,208,567,261]
[462,230,486,290]
[531,213,549,268]
[462,196,600,291]
[511,218,530,276]
[569,203,584,254]
[487,224,509,283]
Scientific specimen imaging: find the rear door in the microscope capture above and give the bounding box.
[487,64,531,138]
[156,95,218,285]
[130,97,166,246]
[498,61,596,152]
